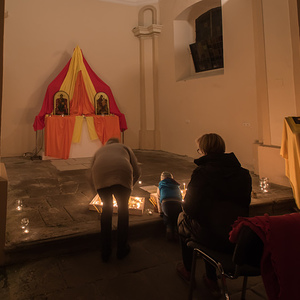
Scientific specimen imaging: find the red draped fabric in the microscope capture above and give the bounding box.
[70,71,95,116]
[93,115,121,144]
[82,56,127,132]
[33,60,71,131]
[44,115,76,159]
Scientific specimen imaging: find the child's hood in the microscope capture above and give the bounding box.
[160,177,180,187]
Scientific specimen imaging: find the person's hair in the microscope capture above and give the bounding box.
[160,171,173,181]
[196,133,225,155]
[106,137,120,144]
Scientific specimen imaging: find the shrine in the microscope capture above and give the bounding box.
[33,46,127,159]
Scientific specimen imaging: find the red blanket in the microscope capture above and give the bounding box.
[229,213,300,300]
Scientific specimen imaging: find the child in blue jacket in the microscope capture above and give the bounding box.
[157,171,183,241]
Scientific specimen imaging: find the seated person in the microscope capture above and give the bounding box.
[157,171,182,241]
[177,133,252,296]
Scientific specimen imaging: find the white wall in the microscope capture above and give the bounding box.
[2,0,299,177]
[262,0,298,146]
[158,0,258,170]
[2,0,143,156]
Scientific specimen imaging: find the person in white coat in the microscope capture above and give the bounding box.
[91,138,141,262]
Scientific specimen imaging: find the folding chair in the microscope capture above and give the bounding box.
[187,226,263,300]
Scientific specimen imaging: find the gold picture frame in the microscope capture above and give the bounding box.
[53,91,70,115]
[95,92,110,115]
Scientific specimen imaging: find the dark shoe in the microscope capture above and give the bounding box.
[176,262,191,284]
[117,244,131,259]
[101,249,112,263]
[203,275,222,298]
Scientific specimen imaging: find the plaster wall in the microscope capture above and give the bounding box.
[158,0,258,170]
[252,0,300,186]
[1,0,299,181]
[262,0,298,146]
[257,144,290,186]
[2,0,144,157]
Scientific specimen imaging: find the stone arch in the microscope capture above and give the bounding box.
[138,5,157,26]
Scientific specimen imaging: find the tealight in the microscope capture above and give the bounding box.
[89,195,145,215]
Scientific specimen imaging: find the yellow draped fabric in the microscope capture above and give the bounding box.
[86,116,99,140]
[72,116,84,143]
[60,46,96,104]
[280,117,300,208]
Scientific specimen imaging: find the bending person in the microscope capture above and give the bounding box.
[177,133,252,296]
[91,138,141,262]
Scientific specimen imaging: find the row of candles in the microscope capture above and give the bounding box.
[97,196,144,210]
[14,178,269,232]
[16,200,30,233]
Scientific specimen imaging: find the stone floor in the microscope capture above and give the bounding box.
[0,150,297,299]
[3,150,296,252]
[0,232,268,300]
[3,150,197,253]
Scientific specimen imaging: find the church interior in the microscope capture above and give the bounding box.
[0,0,300,298]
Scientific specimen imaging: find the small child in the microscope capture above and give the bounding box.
[157,171,183,241]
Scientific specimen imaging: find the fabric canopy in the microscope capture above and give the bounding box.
[33,46,127,132]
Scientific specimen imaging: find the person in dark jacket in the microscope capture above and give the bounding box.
[157,171,183,241]
[176,133,252,296]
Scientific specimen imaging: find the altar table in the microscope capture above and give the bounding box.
[44,114,120,159]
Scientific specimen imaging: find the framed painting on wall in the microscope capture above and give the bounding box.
[95,92,110,115]
[53,91,70,115]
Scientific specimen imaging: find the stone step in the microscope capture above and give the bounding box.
[4,215,164,266]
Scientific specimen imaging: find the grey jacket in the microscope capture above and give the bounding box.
[91,141,141,191]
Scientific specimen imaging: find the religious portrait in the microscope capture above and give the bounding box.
[95,92,110,115]
[53,91,69,115]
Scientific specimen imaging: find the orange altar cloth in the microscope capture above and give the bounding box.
[45,114,120,159]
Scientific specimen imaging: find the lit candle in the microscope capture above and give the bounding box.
[183,183,186,190]
[16,199,22,211]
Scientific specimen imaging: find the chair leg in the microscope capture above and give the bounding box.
[188,250,198,300]
[215,262,230,300]
[219,273,230,300]
[241,276,248,300]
